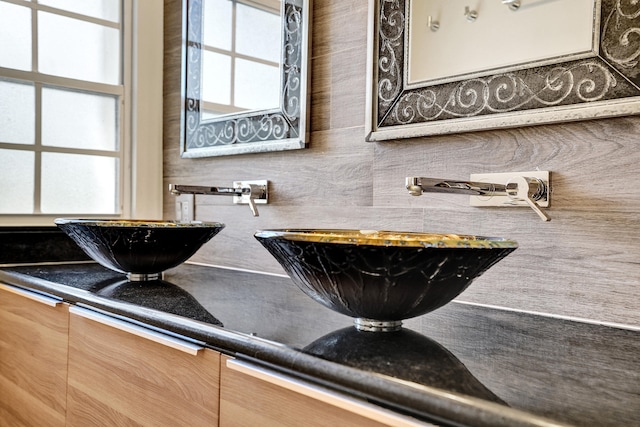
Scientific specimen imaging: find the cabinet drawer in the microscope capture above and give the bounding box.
[0,283,69,427]
[220,356,436,427]
[67,306,221,427]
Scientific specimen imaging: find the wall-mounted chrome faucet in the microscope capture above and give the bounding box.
[169,180,268,217]
[406,171,551,221]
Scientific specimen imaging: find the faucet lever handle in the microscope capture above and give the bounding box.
[233,180,269,217]
[246,184,265,217]
[507,176,551,221]
[522,196,551,222]
[247,196,259,216]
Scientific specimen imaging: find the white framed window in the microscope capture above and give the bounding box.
[0,0,163,225]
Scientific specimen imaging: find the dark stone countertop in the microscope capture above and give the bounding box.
[1,261,638,427]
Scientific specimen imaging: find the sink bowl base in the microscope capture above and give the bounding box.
[127,272,163,282]
[354,318,403,332]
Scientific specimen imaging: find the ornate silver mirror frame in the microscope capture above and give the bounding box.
[181,0,311,157]
[366,0,640,141]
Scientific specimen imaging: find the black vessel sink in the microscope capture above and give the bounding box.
[255,229,517,331]
[56,219,225,281]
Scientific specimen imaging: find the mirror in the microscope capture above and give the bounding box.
[366,0,640,141]
[181,0,311,157]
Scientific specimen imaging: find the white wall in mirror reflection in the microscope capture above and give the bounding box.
[408,0,596,85]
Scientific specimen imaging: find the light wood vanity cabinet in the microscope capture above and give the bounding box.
[219,356,435,427]
[0,282,434,426]
[66,306,221,427]
[0,283,69,427]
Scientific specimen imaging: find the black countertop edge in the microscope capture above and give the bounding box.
[0,266,567,427]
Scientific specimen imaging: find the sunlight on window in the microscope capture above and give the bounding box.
[39,0,120,22]
[0,149,34,214]
[38,11,120,85]
[41,153,118,214]
[0,2,31,71]
[236,3,281,63]
[42,88,118,151]
[0,80,35,145]
[235,58,279,110]
[0,0,124,215]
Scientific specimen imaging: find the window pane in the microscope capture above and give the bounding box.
[202,51,231,105]
[236,3,280,63]
[38,11,120,85]
[235,58,279,110]
[0,80,35,145]
[0,149,34,213]
[41,152,118,214]
[203,0,232,50]
[39,0,120,23]
[0,2,32,71]
[42,87,118,151]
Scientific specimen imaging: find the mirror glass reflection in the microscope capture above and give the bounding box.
[182,0,310,158]
[408,0,595,84]
[201,0,281,118]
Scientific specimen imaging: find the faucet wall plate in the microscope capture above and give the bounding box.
[469,171,550,208]
[233,180,268,206]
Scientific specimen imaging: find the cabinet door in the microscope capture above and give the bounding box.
[219,356,436,427]
[67,306,221,427]
[0,283,69,427]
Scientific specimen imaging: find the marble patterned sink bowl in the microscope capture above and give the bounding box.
[254,229,517,331]
[55,219,225,281]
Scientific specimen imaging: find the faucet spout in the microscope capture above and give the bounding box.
[168,184,246,197]
[406,177,508,197]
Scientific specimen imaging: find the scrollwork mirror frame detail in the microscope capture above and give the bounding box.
[181,0,311,157]
[366,0,640,141]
